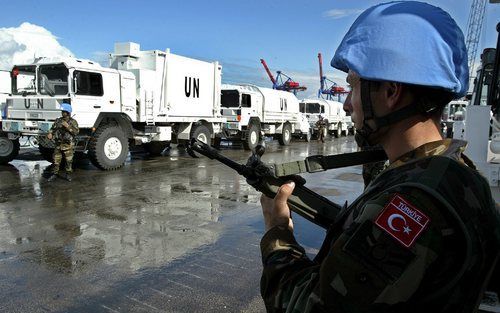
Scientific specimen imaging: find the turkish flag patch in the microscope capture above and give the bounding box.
[374,194,430,248]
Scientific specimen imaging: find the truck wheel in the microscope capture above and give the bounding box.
[88,124,129,170]
[191,125,211,144]
[305,129,312,142]
[340,123,348,136]
[278,123,292,146]
[39,145,54,162]
[0,136,20,164]
[144,141,169,156]
[334,123,341,138]
[243,124,260,150]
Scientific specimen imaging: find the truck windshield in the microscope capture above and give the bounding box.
[307,103,321,114]
[38,64,69,96]
[221,90,240,108]
[12,65,36,95]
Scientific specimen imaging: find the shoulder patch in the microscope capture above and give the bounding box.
[374,194,430,248]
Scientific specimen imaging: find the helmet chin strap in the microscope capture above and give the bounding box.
[357,79,439,145]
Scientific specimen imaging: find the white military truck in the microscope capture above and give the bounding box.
[441,100,468,138]
[0,70,15,162]
[0,42,225,169]
[0,70,10,121]
[299,98,351,138]
[219,84,310,150]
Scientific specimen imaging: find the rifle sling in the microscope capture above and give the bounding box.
[273,149,388,177]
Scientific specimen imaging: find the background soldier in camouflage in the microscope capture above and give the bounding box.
[259,2,500,312]
[315,115,327,143]
[47,103,79,182]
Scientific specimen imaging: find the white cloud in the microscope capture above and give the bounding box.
[323,9,364,19]
[0,22,73,70]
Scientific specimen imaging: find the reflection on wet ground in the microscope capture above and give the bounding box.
[0,136,363,312]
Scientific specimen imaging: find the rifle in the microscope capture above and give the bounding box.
[187,139,387,229]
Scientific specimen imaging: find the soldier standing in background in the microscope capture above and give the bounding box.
[47,103,79,182]
[259,2,500,312]
[315,115,327,143]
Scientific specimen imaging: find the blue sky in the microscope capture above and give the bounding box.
[1,0,499,97]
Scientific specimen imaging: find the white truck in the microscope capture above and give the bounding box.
[0,70,15,161]
[0,70,10,121]
[441,100,468,138]
[0,42,225,169]
[219,84,310,150]
[299,98,352,138]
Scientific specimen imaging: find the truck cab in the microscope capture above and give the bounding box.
[300,98,350,138]
[220,84,306,149]
[441,100,468,138]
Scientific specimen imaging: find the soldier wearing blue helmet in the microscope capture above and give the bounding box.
[259,2,500,312]
[47,102,79,182]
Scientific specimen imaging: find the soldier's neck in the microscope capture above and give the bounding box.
[381,116,443,163]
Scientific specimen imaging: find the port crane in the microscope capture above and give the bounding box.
[317,53,349,101]
[260,59,306,94]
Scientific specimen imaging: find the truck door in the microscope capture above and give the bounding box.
[72,70,120,127]
[240,93,253,125]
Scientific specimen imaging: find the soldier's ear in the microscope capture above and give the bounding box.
[384,82,404,111]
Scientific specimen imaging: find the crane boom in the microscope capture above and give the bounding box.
[318,53,325,91]
[317,52,349,101]
[260,59,276,85]
[465,0,487,80]
[260,58,306,94]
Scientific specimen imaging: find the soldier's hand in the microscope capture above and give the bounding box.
[47,133,53,140]
[260,181,294,232]
[61,121,69,128]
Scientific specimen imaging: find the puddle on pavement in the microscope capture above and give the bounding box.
[334,172,363,182]
[95,210,127,222]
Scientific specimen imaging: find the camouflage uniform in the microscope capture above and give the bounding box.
[49,117,79,174]
[260,139,500,312]
[355,132,387,189]
[316,119,327,143]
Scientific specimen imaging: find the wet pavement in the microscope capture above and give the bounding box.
[0,136,364,313]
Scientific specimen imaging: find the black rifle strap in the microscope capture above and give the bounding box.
[273,149,388,177]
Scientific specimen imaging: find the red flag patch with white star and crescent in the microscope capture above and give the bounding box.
[374,194,430,248]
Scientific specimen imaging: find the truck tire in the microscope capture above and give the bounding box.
[305,129,312,142]
[278,123,292,146]
[0,136,19,164]
[334,123,341,138]
[340,123,347,136]
[243,123,260,150]
[88,124,129,170]
[191,125,211,144]
[144,141,169,156]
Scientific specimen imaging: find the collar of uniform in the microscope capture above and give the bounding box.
[387,139,468,170]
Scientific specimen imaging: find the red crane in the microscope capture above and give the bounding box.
[318,53,349,101]
[260,59,306,94]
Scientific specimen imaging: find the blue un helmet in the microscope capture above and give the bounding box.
[330,1,468,140]
[331,1,468,97]
[60,102,72,114]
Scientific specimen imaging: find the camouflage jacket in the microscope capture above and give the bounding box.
[260,139,500,313]
[49,116,79,146]
[315,119,327,129]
